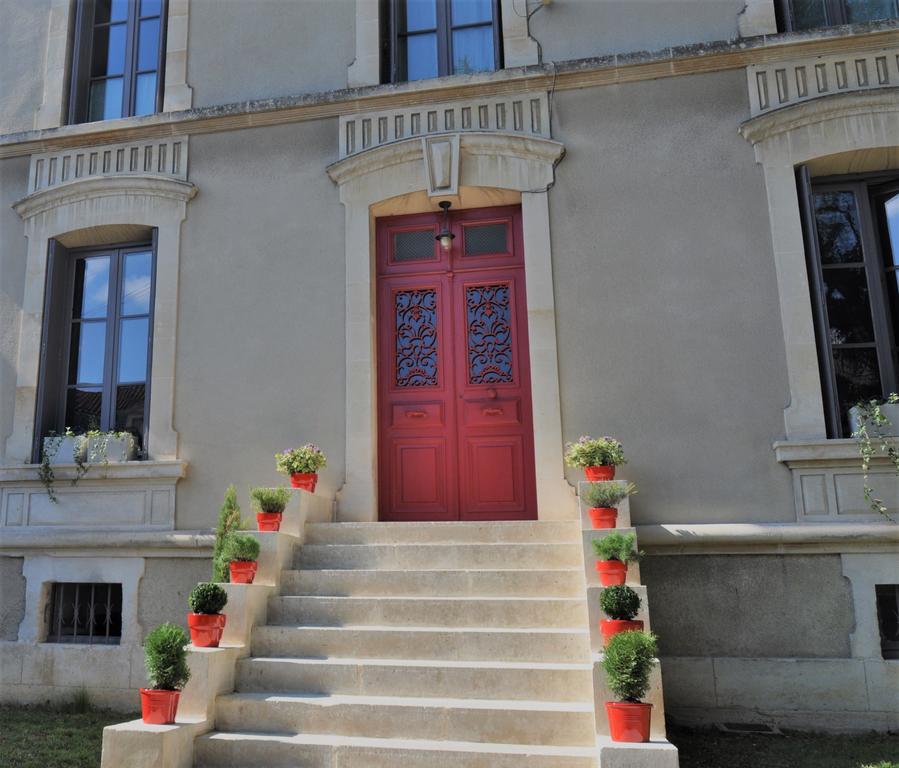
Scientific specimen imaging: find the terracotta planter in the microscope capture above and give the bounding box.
[599,619,644,646]
[256,511,283,532]
[585,465,615,481]
[140,688,180,725]
[187,612,226,648]
[605,701,652,743]
[588,507,618,529]
[290,472,317,492]
[595,559,627,586]
[229,560,257,584]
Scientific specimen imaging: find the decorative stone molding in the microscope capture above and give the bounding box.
[747,46,899,118]
[327,128,569,521]
[740,89,899,439]
[338,92,551,159]
[27,137,188,194]
[6,157,197,464]
[163,0,193,112]
[0,460,188,531]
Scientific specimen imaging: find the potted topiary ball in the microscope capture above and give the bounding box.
[602,630,657,742]
[592,532,642,586]
[223,532,261,584]
[564,436,626,481]
[275,443,326,492]
[140,622,190,724]
[250,486,292,532]
[187,582,228,647]
[582,481,636,529]
[599,585,644,646]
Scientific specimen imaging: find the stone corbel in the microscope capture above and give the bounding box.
[422,134,460,197]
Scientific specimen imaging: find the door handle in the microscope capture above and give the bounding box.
[482,407,503,416]
[405,410,427,418]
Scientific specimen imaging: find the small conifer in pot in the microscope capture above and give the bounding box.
[223,532,261,584]
[598,585,644,646]
[582,481,636,529]
[187,582,228,648]
[250,486,292,532]
[591,532,642,586]
[602,630,657,742]
[140,623,190,724]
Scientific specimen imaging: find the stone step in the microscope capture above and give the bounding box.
[236,657,594,701]
[194,731,600,768]
[279,568,585,597]
[251,624,591,663]
[214,692,596,747]
[266,595,588,628]
[304,520,581,545]
[295,542,583,570]
[596,736,679,768]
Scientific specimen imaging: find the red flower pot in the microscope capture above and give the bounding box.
[585,465,615,481]
[588,507,618,529]
[595,559,627,586]
[256,511,282,532]
[140,688,180,725]
[187,612,226,648]
[606,701,652,743]
[599,619,644,646]
[290,472,317,492]
[229,560,257,584]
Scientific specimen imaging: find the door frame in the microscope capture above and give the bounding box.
[328,133,570,521]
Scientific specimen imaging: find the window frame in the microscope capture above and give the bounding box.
[384,0,503,84]
[68,0,168,125]
[875,584,899,660]
[45,582,123,645]
[34,237,157,459]
[776,0,899,31]
[800,167,899,437]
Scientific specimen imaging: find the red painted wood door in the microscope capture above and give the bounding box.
[377,205,537,521]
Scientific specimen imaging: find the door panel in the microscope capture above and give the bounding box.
[377,205,536,521]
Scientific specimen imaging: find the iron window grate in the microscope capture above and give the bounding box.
[463,223,508,256]
[46,582,123,645]
[393,229,438,262]
[876,584,899,660]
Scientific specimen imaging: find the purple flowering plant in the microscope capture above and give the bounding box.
[564,435,626,468]
[275,443,327,475]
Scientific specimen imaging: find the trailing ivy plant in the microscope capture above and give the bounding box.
[38,428,89,503]
[851,393,898,520]
[583,482,637,509]
[599,585,641,621]
[144,623,191,691]
[592,532,642,563]
[601,630,658,702]
[213,485,247,582]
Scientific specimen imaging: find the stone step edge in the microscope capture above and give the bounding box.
[254,623,589,635]
[239,656,594,671]
[270,595,586,603]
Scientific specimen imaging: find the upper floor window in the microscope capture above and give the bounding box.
[802,172,899,437]
[69,0,167,124]
[35,239,156,458]
[385,0,502,83]
[778,0,898,31]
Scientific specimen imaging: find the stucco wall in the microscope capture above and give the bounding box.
[642,554,855,658]
[0,156,29,466]
[172,120,345,529]
[549,71,795,525]
[0,557,26,640]
[137,557,212,638]
[187,0,355,108]
[529,0,748,62]
[0,0,50,135]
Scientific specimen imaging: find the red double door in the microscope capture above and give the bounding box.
[377,205,538,521]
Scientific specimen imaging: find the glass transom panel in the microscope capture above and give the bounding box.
[394,229,438,262]
[463,223,508,256]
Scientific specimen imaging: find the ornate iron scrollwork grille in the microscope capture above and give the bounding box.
[395,289,439,387]
[466,283,514,384]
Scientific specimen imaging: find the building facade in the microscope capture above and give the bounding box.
[1,0,898,746]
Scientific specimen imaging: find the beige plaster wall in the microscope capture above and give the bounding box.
[529,0,749,63]
[187,0,355,109]
[0,157,30,466]
[641,554,854,658]
[0,0,50,135]
[172,120,345,529]
[549,71,795,525]
[137,557,212,639]
[0,557,26,640]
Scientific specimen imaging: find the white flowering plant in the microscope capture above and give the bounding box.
[275,444,327,475]
[564,436,626,468]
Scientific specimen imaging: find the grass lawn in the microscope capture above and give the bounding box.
[670,726,899,768]
[0,705,133,768]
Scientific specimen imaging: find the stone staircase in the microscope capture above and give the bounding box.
[193,520,600,767]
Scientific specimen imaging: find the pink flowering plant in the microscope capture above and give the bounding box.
[275,444,327,476]
[564,436,626,468]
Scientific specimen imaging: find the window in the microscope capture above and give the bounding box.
[34,240,156,458]
[800,170,899,437]
[68,0,167,124]
[46,583,123,644]
[777,0,899,31]
[385,0,502,83]
[875,584,899,659]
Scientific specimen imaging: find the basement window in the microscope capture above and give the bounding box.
[875,584,899,659]
[46,582,123,644]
